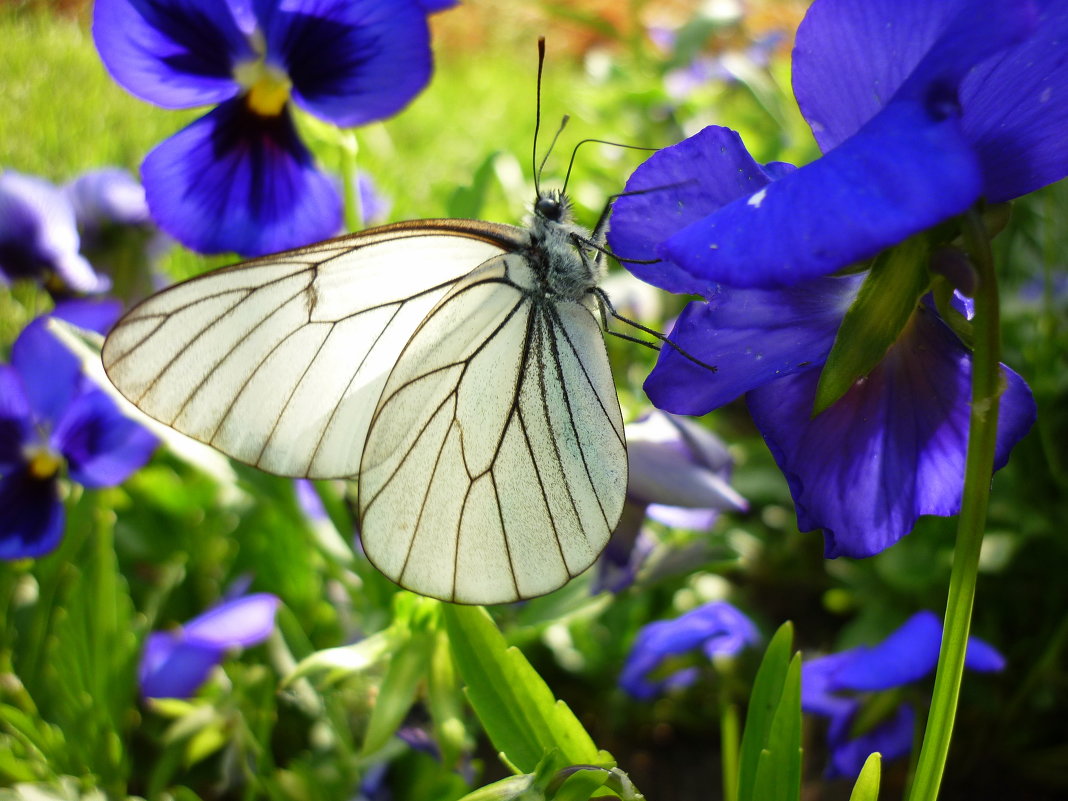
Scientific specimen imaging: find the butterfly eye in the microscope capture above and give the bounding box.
[535,195,563,221]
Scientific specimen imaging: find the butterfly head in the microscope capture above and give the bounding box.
[534,190,570,224]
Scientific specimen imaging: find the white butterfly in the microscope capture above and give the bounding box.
[102,190,627,604]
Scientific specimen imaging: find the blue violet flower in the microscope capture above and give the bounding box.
[595,411,748,593]
[65,167,173,302]
[140,592,280,698]
[610,119,1038,557]
[0,171,108,294]
[93,0,450,256]
[620,600,759,700]
[802,610,1005,778]
[652,0,1068,289]
[0,301,158,559]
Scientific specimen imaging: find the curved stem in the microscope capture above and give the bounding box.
[908,210,1004,801]
[339,129,362,232]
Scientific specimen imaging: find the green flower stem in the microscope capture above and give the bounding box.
[720,699,740,801]
[339,129,362,232]
[908,210,1004,801]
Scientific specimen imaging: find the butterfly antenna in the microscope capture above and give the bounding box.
[532,37,547,195]
[537,115,570,191]
[562,139,657,196]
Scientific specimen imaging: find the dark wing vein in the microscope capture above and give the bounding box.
[544,303,613,532]
[170,286,312,426]
[253,320,338,469]
[534,306,594,564]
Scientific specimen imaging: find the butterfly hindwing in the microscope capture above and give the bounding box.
[358,253,627,604]
[102,221,524,479]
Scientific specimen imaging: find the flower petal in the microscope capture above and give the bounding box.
[11,318,84,425]
[832,611,943,691]
[53,389,158,488]
[960,0,1068,201]
[0,172,103,293]
[184,593,280,648]
[66,168,151,231]
[645,274,864,414]
[50,298,125,336]
[92,0,249,109]
[747,307,1037,557]
[661,101,983,289]
[801,651,860,720]
[626,411,744,512]
[620,601,757,700]
[0,469,65,560]
[139,631,225,698]
[608,125,778,296]
[260,0,432,127]
[0,366,32,471]
[827,704,915,779]
[142,99,342,255]
[834,611,1007,691]
[793,0,1036,153]
[963,635,1007,672]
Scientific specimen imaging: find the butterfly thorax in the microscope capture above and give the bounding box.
[525,191,603,301]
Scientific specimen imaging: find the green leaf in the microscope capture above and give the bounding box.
[441,605,610,775]
[361,599,438,755]
[453,774,537,801]
[737,622,793,801]
[813,236,932,415]
[285,630,394,687]
[848,753,882,801]
[446,150,504,219]
[427,628,470,769]
[749,653,803,801]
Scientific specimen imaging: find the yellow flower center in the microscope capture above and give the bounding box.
[233,59,292,117]
[26,446,63,480]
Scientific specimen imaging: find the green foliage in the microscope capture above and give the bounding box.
[813,236,932,415]
[849,753,882,801]
[441,605,611,777]
[737,623,802,801]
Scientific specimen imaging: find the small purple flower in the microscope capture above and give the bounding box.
[65,168,172,301]
[627,410,748,531]
[93,0,448,256]
[802,611,1005,778]
[610,126,1037,560]
[1,301,158,559]
[620,601,759,700]
[652,0,1068,289]
[0,171,107,294]
[595,411,747,593]
[140,593,280,698]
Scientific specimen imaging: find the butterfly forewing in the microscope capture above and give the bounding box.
[102,221,523,479]
[358,253,627,604]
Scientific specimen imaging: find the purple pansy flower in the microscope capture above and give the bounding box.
[140,593,280,698]
[1,301,158,559]
[620,600,759,700]
[65,167,173,301]
[610,124,1037,559]
[652,0,1068,290]
[595,411,748,593]
[93,0,448,257]
[0,171,108,294]
[802,611,1004,778]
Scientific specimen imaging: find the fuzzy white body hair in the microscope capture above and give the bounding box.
[526,201,605,302]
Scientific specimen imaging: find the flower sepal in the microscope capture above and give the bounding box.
[812,235,933,415]
[847,686,908,740]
